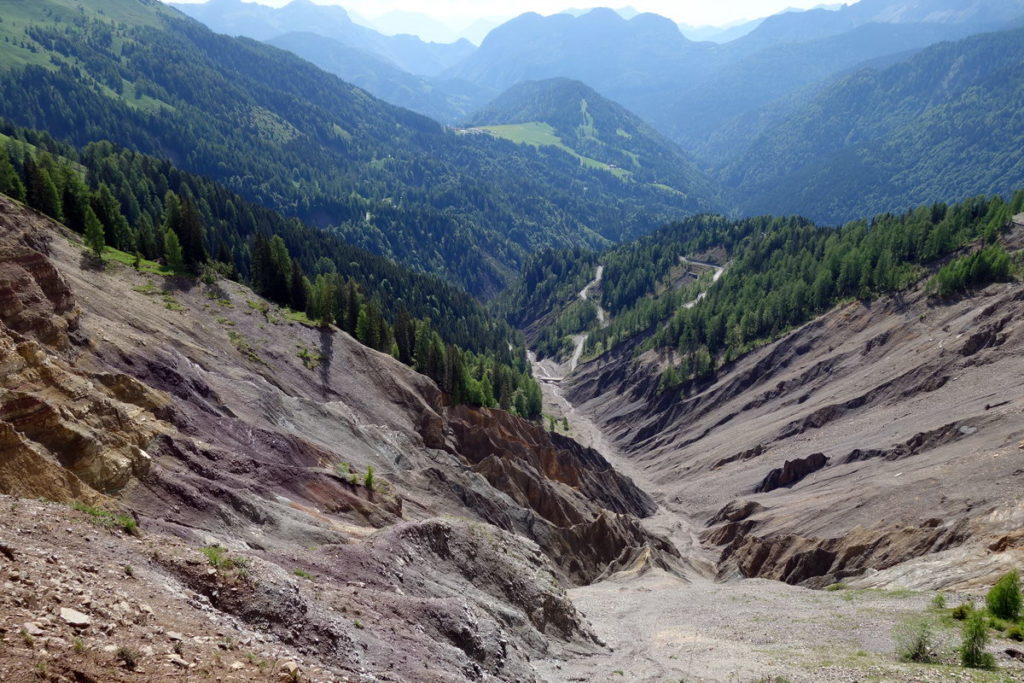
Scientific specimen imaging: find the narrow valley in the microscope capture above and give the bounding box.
[2,0,1024,680]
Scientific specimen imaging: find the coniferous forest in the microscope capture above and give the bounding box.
[0,121,542,418]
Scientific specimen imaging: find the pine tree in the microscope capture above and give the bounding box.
[0,149,25,201]
[59,169,91,234]
[24,157,62,221]
[393,306,416,365]
[289,260,308,312]
[176,195,208,268]
[91,183,134,252]
[308,273,336,326]
[164,227,185,272]
[84,206,105,261]
[355,305,372,347]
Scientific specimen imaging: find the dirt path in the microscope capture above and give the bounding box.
[567,265,608,372]
[680,256,724,309]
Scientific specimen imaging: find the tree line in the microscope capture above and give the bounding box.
[0,124,542,419]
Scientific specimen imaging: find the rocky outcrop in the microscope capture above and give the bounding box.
[434,405,677,584]
[754,453,828,493]
[714,518,972,586]
[0,207,78,350]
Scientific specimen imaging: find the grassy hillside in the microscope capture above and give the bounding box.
[466,78,720,203]
[468,122,630,179]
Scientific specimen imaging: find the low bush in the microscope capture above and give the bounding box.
[893,617,935,663]
[952,601,973,620]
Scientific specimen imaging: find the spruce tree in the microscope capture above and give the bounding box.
[24,157,62,221]
[60,170,90,234]
[0,149,25,201]
[164,228,185,272]
[92,183,134,252]
[84,206,105,261]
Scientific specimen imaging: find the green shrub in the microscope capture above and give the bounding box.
[364,466,375,491]
[893,617,935,663]
[960,611,995,669]
[986,569,1021,621]
[930,594,946,610]
[952,601,973,620]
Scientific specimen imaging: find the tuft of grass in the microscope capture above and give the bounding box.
[200,545,232,569]
[1007,624,1024,642]
[162,292,185,312]
[105,246,174,275]
[930,593,946,610]
[227,330,264,364]
[123,564,135,578]
[293,569,314,580]
[70,501,139,535]
[296,345,322,370]
[283,308,315,326]
[363,465,375,491]
[73,637,86,653]
[826,582,848,591]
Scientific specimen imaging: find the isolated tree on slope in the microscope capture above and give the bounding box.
[84,206,105,262]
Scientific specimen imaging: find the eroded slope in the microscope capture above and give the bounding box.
[0,195,676,681]
[567,232,1024,590]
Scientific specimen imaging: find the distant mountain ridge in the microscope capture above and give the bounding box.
[172,0,474,76]
[266,31,487,123]
[0,0,721,296]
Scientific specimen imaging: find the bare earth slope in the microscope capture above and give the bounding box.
[0,195,677,681]
[567,235,1024,592]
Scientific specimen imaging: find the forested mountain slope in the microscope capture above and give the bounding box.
[1,121,547,418]
[720,27,1024,224]
[444,0,1020,168]
[466,78,720,203]
[0,0,720,296]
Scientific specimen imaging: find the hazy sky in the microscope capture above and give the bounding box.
[170,0,848,27]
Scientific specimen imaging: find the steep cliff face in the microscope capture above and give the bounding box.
[566,244,1024,589]
[0,196,674,680]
